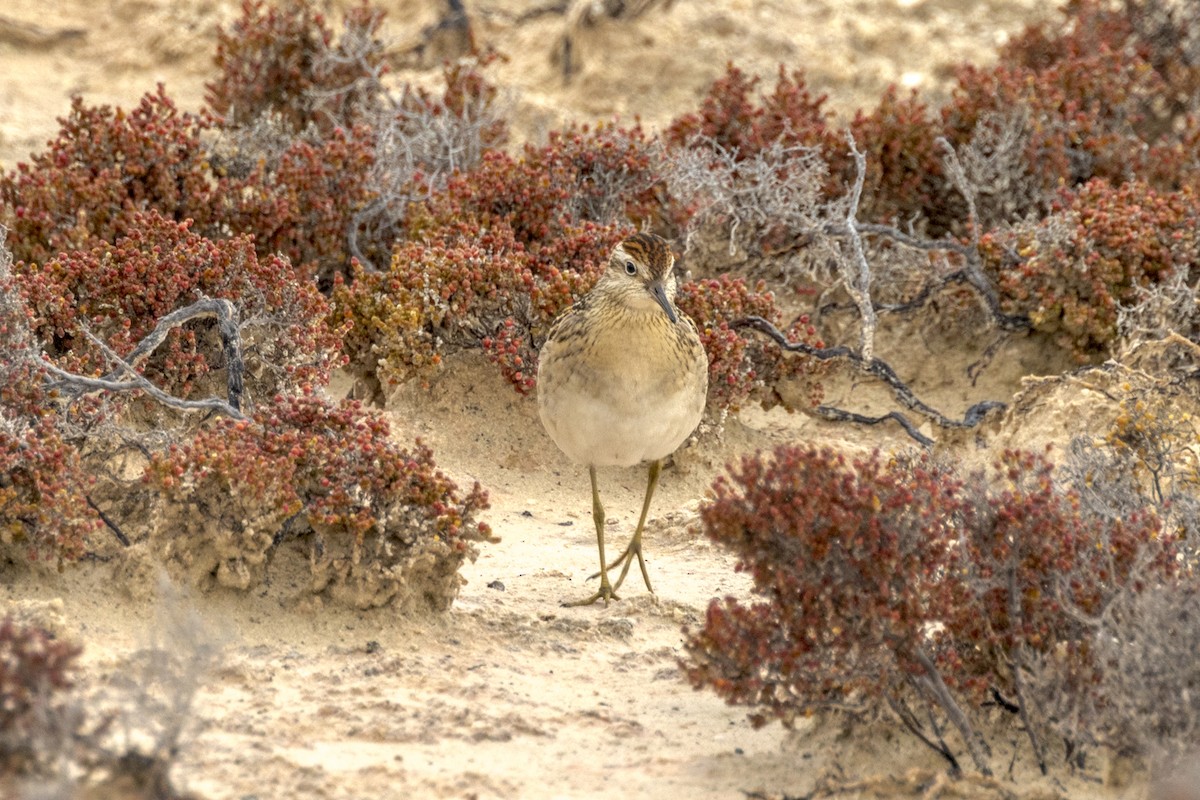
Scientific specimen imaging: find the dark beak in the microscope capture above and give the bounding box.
[649,281,677,323]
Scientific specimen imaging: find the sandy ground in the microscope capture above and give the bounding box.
[0,1,1149,799]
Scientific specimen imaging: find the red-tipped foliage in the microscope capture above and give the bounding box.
[0,87,216,266]
[0,617,81,769]
[980,180,1200,360]
[147,393,490,608]
[333,115,825,409]
[675,276,825,413]
[0,85,378,284]
[16,211,343,397]
[206,0,390,131]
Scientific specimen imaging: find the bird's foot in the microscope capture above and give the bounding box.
[561,576,619,607]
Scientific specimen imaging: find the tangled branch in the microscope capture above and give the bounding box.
[42,297,246,419]
[821,136,1029,333]
[734,315,1005,446]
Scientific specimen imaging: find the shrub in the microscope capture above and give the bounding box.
[215,123,377,286]
[1001,0,1200,135]
[1116,263,1200,351]
[1063,377,1200,563]
[333,230,824,416]
[979,180,1200,360]
[949,451,1172,702]
[409,53,509,160]
[684,447,972,736]
[3,32,505,290]
[333,219,626,395]
[331,113,830,414]
[665,64,839,163]
[664,65,850,248]
[0,230,43,415]
[666,66,949,237]
[661,3,1200,246]
[1086,576,1200,767]
[0,413,98,567]
[210,55,508,287]
[0,87,216,267]
[943,19,1171,220]
[1106,391,1196,504]
[1010,456,1198,773]
[664,3,1200,245]
[206,1,506,284]
[0,83,370,286]
[661,134,829,264]
[146,393,491,610]
[1023,428,1200,768]
[341,56,510,274]
[0,616,82,773]
[206,0,390,132]
[411,123,655,245]
[16,210,344,400]
[685,446,1178,775]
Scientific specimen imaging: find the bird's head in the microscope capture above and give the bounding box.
[600,232,679,322]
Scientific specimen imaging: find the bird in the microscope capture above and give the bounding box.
[537,232,708,606]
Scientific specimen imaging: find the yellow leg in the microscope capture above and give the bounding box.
[597,460,660,596]
[562,465,619,607]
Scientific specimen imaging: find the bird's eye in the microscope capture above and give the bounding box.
[624,261,637,275]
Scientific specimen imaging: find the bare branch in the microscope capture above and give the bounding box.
[108,297,244,410]
[887,692,962,776]
[913,647,992,776]
[937,137,980,244]
[41,297,246,420]
[840,133,879,361]
[820,141,1030,333]
[85,494,130,547]
[733,315,1006,446]
[663,133,827,261]
[349,79,506,272]
[43,360,244,420]
[1006,567,1048,775]
[811,407,933,447]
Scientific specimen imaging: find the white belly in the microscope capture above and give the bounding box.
[541,378,704,466]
